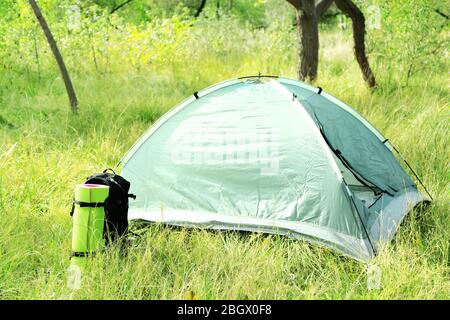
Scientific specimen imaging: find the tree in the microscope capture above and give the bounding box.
[29,0,78,113]
[111,0,134,14]
[287,0,319,82]
[286,0,376,87]
[334,0,376,87]
[195,0,207,18]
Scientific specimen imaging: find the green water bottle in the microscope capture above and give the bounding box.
[71,184,109,268]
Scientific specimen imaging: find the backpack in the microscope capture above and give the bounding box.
[70,168,136,245]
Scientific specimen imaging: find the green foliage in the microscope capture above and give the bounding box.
[0,0,196,75]
[366,0,449,86]
[225,0,268,28]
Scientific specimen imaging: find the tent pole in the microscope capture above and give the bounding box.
[386,141,433,200]
[343,179,376,256]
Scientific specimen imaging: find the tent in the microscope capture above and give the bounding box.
[119,76,431,261]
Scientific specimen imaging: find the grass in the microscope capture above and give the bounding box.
[0,27,449,299]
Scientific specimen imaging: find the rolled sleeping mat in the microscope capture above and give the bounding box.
[71,184,109,268]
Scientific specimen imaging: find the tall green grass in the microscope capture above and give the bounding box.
[0,26,449,299]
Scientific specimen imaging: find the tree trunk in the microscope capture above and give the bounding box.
[287,0,319,82]
[316,0,334,17]
[334,0,376,87]
[29,0,78,113]
[195,0,207,18]
[296,0,319,81]
[111,0,134,14]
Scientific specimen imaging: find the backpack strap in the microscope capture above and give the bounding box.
[70,251,91,258]
[73,200,106,207]
[70,199,106,216]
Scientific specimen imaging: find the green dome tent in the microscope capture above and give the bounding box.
[119,76,430,261]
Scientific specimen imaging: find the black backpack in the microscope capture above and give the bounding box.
[70,169,136,245]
